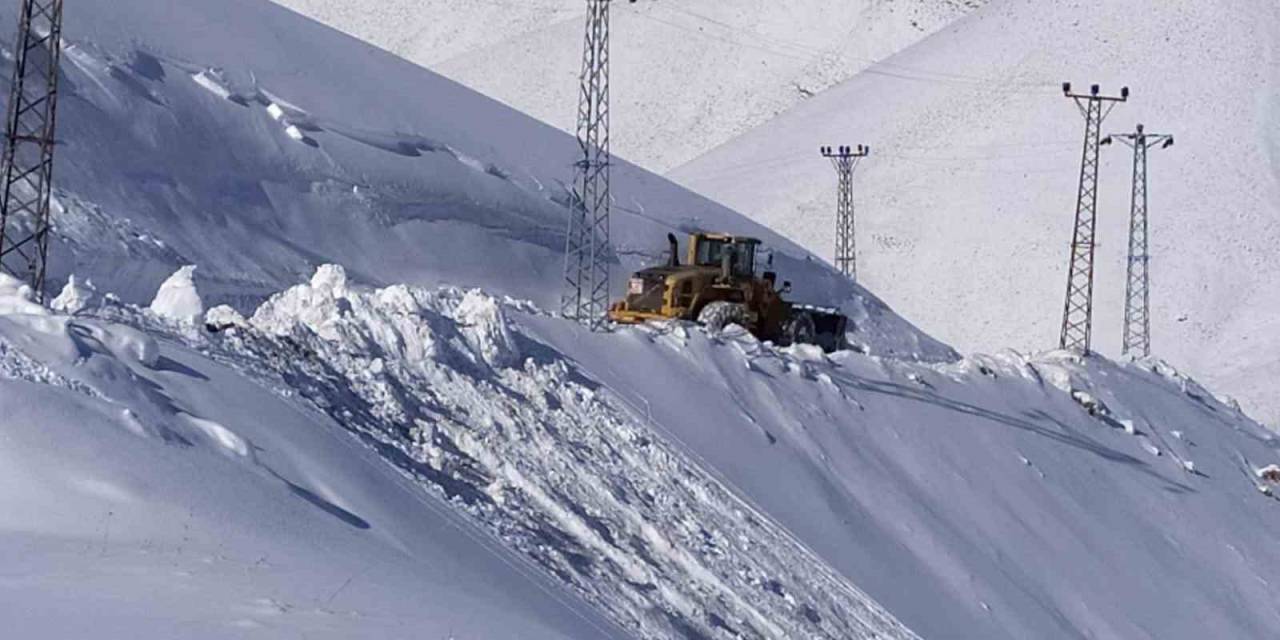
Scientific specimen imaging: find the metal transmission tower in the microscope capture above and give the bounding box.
[561,0,614,330]
[820,144,870,281]
[1057,82,1128,354]
[1105,124,1173,358]
[0,0,64,302]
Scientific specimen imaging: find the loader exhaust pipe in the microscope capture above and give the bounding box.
[667,233,680,267]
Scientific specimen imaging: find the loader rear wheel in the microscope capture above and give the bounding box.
[698,301,749,333]
[783,311,817,347]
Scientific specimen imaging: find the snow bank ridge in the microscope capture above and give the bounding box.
[212,266,917,639]
[247,264,520,372]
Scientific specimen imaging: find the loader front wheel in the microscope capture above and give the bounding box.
[698,301,749,333]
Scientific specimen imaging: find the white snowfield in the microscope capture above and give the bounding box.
[269,0,989,172]
[3,0,1280,638]
[672,0,1280,426]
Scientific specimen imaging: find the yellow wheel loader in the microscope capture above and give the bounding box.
[608,232,848,351]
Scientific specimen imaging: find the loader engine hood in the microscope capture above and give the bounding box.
[623,266,682,312]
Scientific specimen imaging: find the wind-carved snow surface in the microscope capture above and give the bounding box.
[235,265,919,639]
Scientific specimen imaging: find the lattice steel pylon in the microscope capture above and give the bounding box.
[561,0,613,330]
[0,0,64,302]
[820,144,869,281]
[1057,83,1127,354]
[1106,124,1173,358]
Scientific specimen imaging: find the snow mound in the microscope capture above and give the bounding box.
[0,274,50,317]
[203,304,247,331]
[50,275,98,315]
[249,264,524,372]
[148,265,203,324]
[452,288,520,369]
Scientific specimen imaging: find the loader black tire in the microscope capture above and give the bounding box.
[698,301,749,333]
[783,311,817,347]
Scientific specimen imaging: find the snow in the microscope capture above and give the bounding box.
[41,0,948,366]
[269,0,987,172]
[525,315,1280,639]
[3,0,1280,638]
[50,274,98,315]
[0,273,50,317]
[672,0,1280,425]
[0,279,622,639]
[2,269,923,638]
[149,265,204,324]
[14,256,1280,637]
[203,304,247,331]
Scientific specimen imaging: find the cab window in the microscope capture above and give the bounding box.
[733,241,755,276]
[695,238,729,268]
[694,238,755,277]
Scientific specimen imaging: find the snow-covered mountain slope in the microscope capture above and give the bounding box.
[672,0,1280,425]
[530,306,1280,640]
[42,0,947,364]
[9,0,1280,638]
[269,0,987,172]
[0,277,621,639]
[0,268,923,639]
[11,261,1280,639]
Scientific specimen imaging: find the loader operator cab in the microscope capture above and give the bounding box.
[689,234,758,279]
